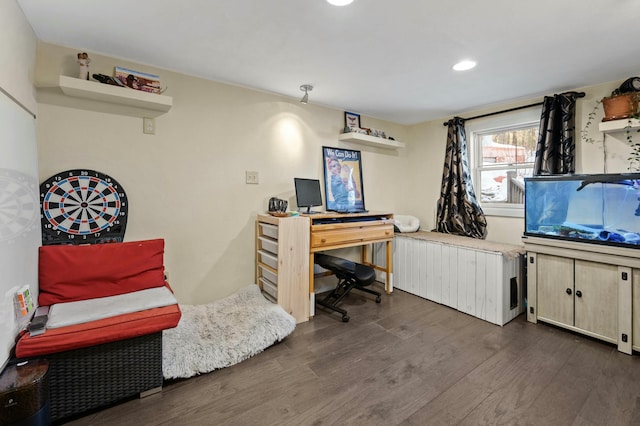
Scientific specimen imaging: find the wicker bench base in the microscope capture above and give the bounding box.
[39,332,163,421]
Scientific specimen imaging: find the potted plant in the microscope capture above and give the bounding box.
[602,90,639,121]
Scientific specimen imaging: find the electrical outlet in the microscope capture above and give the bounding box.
[143,117,155,134]
[246,171,259,184]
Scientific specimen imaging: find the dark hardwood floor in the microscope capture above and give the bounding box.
[66,284,640,425]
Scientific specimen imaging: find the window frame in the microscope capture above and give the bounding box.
[466,107,541,218]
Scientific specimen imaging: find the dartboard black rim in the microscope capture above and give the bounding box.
[40,169,127,244]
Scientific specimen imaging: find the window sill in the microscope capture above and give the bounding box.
[482,205,524,218]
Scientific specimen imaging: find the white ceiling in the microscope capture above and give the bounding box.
[16,0,640,125]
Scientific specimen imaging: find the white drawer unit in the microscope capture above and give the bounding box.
[255,214,310,323]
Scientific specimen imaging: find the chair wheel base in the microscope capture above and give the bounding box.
[314,253,382,322]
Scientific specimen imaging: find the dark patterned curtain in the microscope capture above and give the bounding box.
[435,117,487,239]
[534,91,582,175]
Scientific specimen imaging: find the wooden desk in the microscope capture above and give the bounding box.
[256,212,394,323]
[305,212,395,296]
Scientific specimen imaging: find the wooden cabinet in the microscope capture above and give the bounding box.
[255,214,310,323]
[524,236,639,354]
[535,254,574,326]
[256,212,394,322]
[574,260,618,340]
[535,254,617,341]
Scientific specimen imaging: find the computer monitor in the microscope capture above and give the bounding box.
[294,178,323,214]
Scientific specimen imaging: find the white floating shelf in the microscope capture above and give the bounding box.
[598,117,640,134]
[338,132,405,149]
[58,75,172,114]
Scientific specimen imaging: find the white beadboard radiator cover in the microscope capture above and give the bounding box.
[373,231,526,326]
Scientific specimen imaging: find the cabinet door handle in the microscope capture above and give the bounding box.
[566,288,572,295]
[575,290,582,298]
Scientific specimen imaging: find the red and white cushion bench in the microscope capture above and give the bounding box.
[15,239,181,422]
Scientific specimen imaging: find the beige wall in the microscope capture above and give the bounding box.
[34,42,410,304]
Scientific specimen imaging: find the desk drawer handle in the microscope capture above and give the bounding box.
[321,238,326,243]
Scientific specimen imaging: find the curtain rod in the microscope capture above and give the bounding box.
[442,92,585,126]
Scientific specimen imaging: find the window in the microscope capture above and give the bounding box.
[467,108,540,217]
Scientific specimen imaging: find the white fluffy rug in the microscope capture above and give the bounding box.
[162,284,296,379]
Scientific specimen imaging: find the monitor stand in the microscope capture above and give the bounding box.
[304,207,321,214]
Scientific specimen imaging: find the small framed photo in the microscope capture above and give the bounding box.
[344,111,361,130]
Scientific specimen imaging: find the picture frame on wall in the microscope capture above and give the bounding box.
[344,111,361,131]
[322,146,365,212]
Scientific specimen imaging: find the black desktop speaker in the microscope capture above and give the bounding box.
[0,360,51,426]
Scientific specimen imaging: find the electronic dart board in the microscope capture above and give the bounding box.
[40,169,128,245]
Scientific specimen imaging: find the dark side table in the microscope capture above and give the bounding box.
[0,359,50,426]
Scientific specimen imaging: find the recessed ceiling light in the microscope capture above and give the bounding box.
[327,0,354,6]
[453,60,477,71]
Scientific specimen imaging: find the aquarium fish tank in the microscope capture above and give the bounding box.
[524,173,640,248]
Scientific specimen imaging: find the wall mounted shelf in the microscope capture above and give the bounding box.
[59,75,172,113]
[598,118,640,134]
[37,76,173,118]
[338,132,405,149]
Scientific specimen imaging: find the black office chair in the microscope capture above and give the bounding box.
[314,253,381,322]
